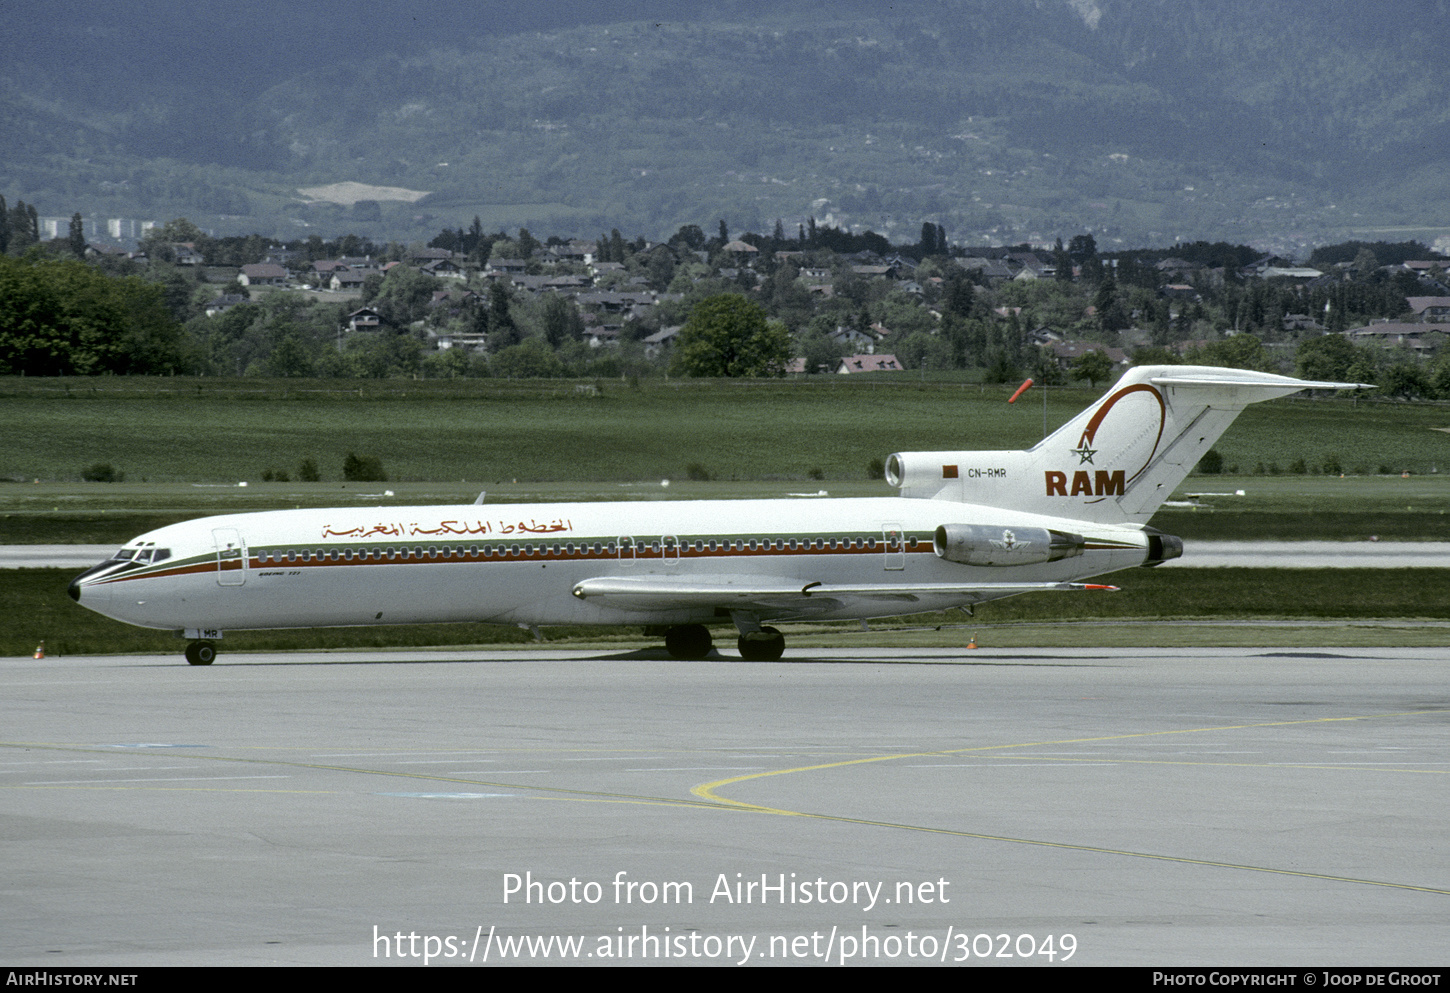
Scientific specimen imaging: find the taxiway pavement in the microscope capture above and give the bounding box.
[3,646,1447,967]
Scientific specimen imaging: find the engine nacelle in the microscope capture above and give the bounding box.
[933,524,1085,567]
[886,450,1016,500]
[1142,529,1183,566]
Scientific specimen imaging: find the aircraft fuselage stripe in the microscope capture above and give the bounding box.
[90,534,960,586]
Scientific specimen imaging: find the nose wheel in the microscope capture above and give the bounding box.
[185,641,217,666]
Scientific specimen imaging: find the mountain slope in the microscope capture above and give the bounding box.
[3,0,1447,251]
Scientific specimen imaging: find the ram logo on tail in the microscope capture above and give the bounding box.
[1045,469,1125,497]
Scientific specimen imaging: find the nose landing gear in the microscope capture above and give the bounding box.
[184,641,217,666]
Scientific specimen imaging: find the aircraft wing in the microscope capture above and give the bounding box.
[570,575,1116,615]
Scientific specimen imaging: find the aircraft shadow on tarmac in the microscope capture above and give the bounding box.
[122,647,1112,667]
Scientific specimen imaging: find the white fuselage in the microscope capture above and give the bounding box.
[72,496,1152,635]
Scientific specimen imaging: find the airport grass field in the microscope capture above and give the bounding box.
[4,374,1449,486]
[3,374,1448,654]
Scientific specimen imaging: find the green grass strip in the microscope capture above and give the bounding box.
[11,566,1448,658]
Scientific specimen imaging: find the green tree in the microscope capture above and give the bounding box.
[942,273,974,319]
[1068,234,1098,264]
[342,453,387,482]
[671,294,791,378]
[265,333,315,377]
[0,255,184,374]
[1131,346,1180,366]
[1380,362,1429,398]
[1295,333,1363,381]
[797,327,846,374]
[1071,350,1114,388]
[68,213,86,257]
[1052,237,1072,282]
[1186,334,1275,372]
[669,225,706,252]
[491,338,564,378]
[7,199,37,252]
[539,293,581,348]
[371,264,441,327]
[139,218,208,262]
[486,282,520,351]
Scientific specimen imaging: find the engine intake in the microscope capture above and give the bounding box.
[933,524,1085,567]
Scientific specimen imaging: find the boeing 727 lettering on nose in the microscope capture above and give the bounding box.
[69,365,1358,664]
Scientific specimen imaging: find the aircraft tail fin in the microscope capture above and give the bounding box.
[885,365,1364,525]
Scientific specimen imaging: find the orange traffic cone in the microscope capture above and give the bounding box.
[966,633,978,650]
[33,641,44,659]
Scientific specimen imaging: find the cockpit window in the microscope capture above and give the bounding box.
[110,546,169,565]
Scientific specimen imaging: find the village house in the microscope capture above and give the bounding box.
[421,258,466,279]
[1041,340,1129,371]
[836,353,901,374]
[328,270,367,292]
[642,326,681,360]
[1406,297,1450,322]
[829,323,885,354]
[204,294,248,317]
[344,307,386,333]
[237,263,287,286]
[1346,322,1442,357]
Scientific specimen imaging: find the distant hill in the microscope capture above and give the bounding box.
[4,0,1448,252]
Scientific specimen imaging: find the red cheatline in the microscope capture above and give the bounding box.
[1008,378,1034,403]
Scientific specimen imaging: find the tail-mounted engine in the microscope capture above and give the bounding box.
[1141,528,1183,566]
[933,524,1085,567]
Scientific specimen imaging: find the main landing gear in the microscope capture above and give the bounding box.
[184,641,217,666]
[663,624,713,660]
[737,626,785,662]
[660,619,787,661]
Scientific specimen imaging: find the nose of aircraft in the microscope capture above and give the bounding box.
[68,560,116,609]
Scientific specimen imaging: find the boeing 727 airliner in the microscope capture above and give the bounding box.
[69,365,1357,664]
